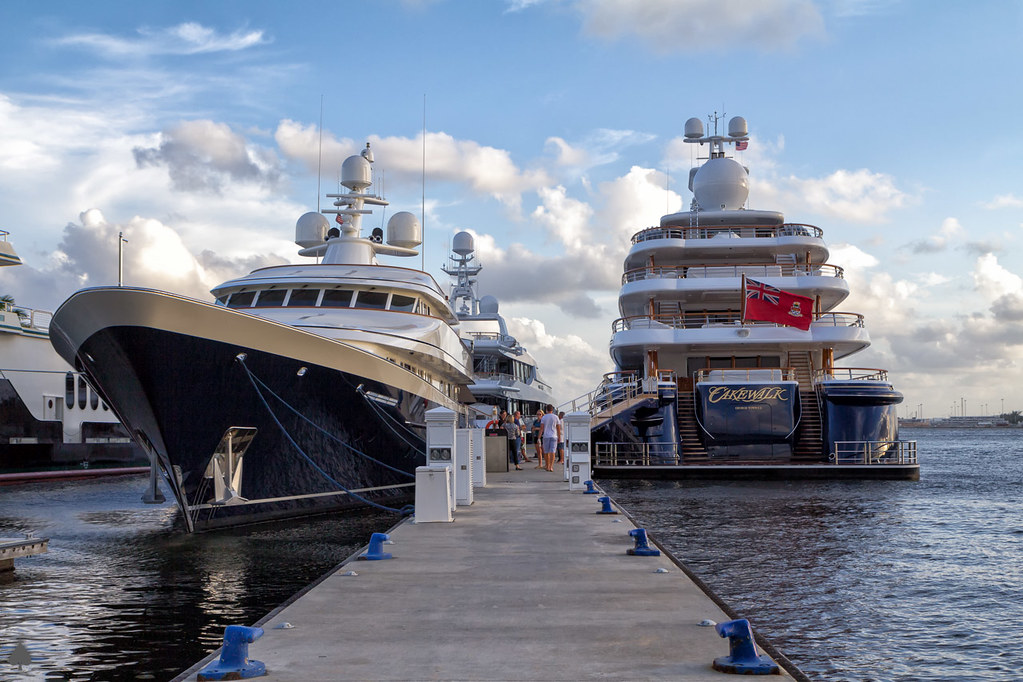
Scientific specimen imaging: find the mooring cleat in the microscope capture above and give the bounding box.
[583,480,599,494]
[359,532,393,561]
[596,496,619,514]
[711,618,780,675]
[626,528,660,556]
[197,625,266,680]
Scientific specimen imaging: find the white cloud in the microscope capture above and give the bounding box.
[981,193,1023,210]
[576,0,825,53]
[972,253,1023,298]
[133,120,284,194]
[780,168,909,223]
[507,316,612,400]
[53,23,267,58]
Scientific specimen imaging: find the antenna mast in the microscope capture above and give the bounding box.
[421,93,426,270]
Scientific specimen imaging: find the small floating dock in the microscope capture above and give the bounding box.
[0,535,48,582]
[178,468,796,680]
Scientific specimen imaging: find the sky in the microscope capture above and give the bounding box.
[1,0,1022,420]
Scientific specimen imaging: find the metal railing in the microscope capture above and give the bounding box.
[0,301,51,331]
[814,368,890,383]
[832,440,918,465]
[559,370,676,416]
[695,367,797,382]
[623,262,844,284]
[611,311,865,333]
[631,222,823,245]
[594,442,679,466]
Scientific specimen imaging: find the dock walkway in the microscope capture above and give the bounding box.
[180,467,793,681]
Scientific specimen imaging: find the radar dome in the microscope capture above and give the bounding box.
[728,116,748,138]
[341,154,372,191]
[452,231,474,256]
[386,212,422,249]
[684,117,705,139]
[479,295,499,314]
[692,157,749,211]
[295,211,330,248]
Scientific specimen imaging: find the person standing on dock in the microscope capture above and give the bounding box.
[539,404,561,472]
[504,412,523,470]
[513,410,529,462]
[532,409,544,468]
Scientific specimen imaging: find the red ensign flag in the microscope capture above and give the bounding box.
[742,277,814,331]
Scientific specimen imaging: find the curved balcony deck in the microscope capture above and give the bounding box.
[625,223,829,268]
[618,263,849,313]
[608,311,871,367]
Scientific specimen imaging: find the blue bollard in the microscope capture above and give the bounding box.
[359,532,392,561]
[711,618,780,675]
[583,480,599,494]
[197,625,266,680]
[625,528,660,556]
[596,496,619,515]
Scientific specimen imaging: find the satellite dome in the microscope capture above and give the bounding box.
[386,212,422,249]
[341,154,372,191]
[479,295,499,314]
[684,117,704,139]
[728,116,748,138]
[692,157,749,211]
[295,211,330,248]
[452,231,474,256]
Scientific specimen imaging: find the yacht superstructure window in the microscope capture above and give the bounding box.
[227,291,255,308]
[390,294,416,312]
[215,296,228,306]
[78,376,87,409]
[253,290,287,307]
[321,289,354,307]
[354,291,388,310]
[65,372,74,409]
[287,289,321,307]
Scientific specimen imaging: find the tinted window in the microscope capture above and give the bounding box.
[227,292,255,308]
[65,372,74,409]
[253,290,287,307]
[355,291,388,310]
[390,294,416,312]
[78,376,87,409]
[287,289,320,307]
[320,289,353,307]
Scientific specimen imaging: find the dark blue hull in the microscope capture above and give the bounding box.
[75,326,428,531]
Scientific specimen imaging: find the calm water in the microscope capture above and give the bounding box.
[1,429,1020,681]
[602,428,1023,681]
[0,476,391,680]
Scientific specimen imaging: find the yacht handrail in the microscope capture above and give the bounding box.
[0,230,8,240]
[694,367,798,382]
[611,311,865,332]
[815,367,890,382]
[832,440,918,465]
[622,262,844,284]
[1,301,52,331]
[631,222,823,244]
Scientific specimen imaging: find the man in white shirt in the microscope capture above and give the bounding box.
[539,404,561,472]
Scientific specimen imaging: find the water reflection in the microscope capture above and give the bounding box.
[602,429,1023,681]
[0,475,391,680]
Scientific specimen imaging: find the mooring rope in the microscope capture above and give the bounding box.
[236,356,413,515]
[243,364,417,479]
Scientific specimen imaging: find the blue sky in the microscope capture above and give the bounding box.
[2,0,1022,418]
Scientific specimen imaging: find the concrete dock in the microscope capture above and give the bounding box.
[178,467,796,681]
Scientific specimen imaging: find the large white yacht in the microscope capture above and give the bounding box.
[0,230,145,477]
[442,231,555,423]
[50,144,474,531]
[584,115,918,480]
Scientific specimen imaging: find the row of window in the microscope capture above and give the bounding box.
[65,373,108,411]
[217,288,432,316]
[473,356,535,384]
